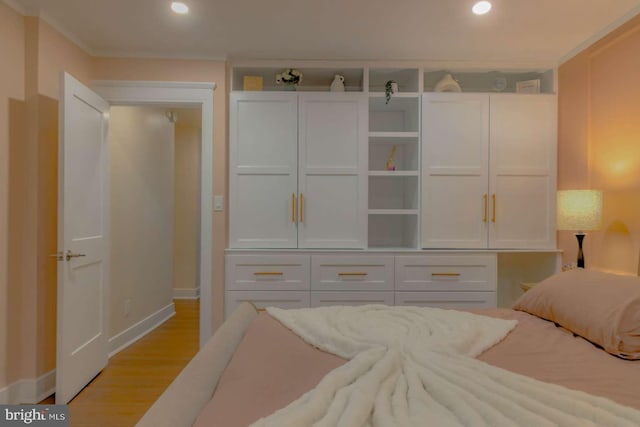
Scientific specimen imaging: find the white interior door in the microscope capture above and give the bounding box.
[56,73,110,404]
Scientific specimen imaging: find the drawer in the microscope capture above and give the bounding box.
[395,255,496,292]
[311,255,394,291]
[395,291,497,309]
[226,255,310,291]
[225,291,310,318]
[311,291,394,307]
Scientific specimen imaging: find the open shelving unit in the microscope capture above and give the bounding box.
[367,68,421,249]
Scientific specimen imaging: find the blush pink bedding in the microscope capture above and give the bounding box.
[194,308,640,427]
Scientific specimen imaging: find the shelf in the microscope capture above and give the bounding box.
[369,92,420,98]
[368,209,419,215]
[232,66,364,92]
[369,68,420,93]
[423,69,555,94]
[369,131,419,139]
[369,175,419,210]
[369,96,420,133]
[368,171,418,177]
[368,214,419,249]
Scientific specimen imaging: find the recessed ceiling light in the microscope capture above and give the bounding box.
[472,1,492,15]
[171,2,189,14]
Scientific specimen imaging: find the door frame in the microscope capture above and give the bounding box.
[93,80,216,347]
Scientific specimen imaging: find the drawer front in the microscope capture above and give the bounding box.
[395,291,497,309]
[395,255,496,291]
[311,291,394,307]
[225,291,310,318]
[226,255,310,291]
[311,255,394,291]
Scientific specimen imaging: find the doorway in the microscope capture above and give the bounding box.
[93,80,216,347]
[108,106,202,351]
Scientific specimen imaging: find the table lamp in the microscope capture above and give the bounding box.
[557,190,603,268]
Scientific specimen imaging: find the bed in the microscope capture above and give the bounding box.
[136,269,640,426]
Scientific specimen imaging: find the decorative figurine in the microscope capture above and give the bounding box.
[330,74,345,92]
[385,145,397,171]
[385,80,398,104]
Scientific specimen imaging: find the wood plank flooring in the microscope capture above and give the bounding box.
[42,299,199,427]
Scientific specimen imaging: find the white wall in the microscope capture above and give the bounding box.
[109,106,175,337]
[173,109,201,297]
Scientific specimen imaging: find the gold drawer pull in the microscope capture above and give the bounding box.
[256,308,267,313]
[338,272,368,276]
[431,273,461,277]
[254,272,284,276]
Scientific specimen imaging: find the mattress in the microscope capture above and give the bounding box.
[194,307,640,426]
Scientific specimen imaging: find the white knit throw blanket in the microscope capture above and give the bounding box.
[248,305,640,427]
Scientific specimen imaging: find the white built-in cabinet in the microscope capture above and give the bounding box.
[227,64,560,314]
[229,92,367,249]
[421,93,557,249]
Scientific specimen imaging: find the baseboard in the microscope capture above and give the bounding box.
[108,303,176,357]
[173,287,200,300]
[0,370,56,404]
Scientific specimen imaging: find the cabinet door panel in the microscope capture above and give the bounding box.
[233,175,298,248]
[229,93,298,248]
[311,291,394,307]
[422,93,489,248]
[299,94,367,248]
[489,95,557,249]
[395,291,497,309]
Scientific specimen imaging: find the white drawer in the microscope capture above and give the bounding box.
[395,291,496,309]
[395,255,496,292]
[226,255,310,291]
[225,291,310,318]
[311,291,394,307]
[311,255,394,291]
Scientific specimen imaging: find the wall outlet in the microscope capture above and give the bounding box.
[214,195,224,211]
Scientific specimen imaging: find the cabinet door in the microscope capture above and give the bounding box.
[489,95,557,249]
[229,93,298,248]
[422,93,489,248]
[298,93,367,248]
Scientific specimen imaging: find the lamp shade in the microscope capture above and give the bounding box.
[557,190,603,231]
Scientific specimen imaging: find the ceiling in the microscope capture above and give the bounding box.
[13,0,640,64]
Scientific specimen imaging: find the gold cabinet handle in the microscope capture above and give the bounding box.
[338,272,368,276]
[491,194,496,223]
[483,194,488,223]
[292,193,296,223]
[431,273,461,277]
[299,193,304,224]
[256,308,267,313]
[254,272,284,276]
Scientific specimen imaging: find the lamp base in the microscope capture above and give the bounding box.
[575,233,585,268]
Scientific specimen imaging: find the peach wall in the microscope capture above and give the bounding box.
[93,57,228,330]
[558,15,640,274]
[0,1,25,390]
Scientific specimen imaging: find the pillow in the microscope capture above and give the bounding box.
[513,269,640,360]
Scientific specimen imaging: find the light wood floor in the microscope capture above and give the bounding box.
[42,299,199,427]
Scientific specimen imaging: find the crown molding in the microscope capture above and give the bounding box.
[559,4,640,65]
[38,9,95,55]
[2,0,29,15]
[92,49,228,62]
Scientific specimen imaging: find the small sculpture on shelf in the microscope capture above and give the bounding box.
[330,74,345,92]
[276,69,303,90]
[385,80,398,104]
[385,145,397,171]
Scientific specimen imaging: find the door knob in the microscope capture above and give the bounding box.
[65,250,86,261]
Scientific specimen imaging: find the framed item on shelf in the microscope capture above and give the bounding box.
[516,79,541,94]
[243,76,263,91]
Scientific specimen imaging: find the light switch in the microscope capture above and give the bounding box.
[214,195,224,211]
